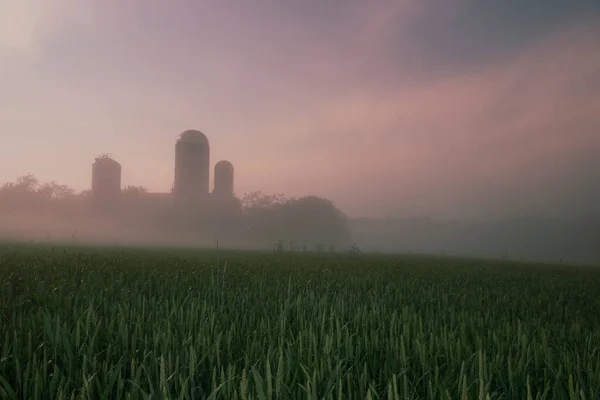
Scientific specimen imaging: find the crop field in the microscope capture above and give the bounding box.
[0,244,599,399]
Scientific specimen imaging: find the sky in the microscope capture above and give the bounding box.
[1,0,599,220]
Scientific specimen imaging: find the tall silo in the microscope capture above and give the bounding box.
[91,154,122,207]
[213,160,234,198]
[173,129,210,202]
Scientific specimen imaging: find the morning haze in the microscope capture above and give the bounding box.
[0,0,599,264]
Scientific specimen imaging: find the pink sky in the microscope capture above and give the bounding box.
[1,0,599,219]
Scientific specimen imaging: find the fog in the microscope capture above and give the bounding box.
[1,1,599,264]
[0,179,351,251]
[0,212,216,249]
[1,210,598,266]
[351,217,599,266]
[0,176,598,266]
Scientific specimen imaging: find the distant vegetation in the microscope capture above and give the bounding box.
[0,174,598,264]
[0,174,351,250]
[1,245,599,398]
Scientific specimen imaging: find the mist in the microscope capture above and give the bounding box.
[1,1,599,264]
[0,173,598,266]
[0,212,229,249]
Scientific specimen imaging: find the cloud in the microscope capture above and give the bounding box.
[242,22,600,218]
[0,0,93,55]
[1,0,598,219]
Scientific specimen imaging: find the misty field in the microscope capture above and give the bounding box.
[1,245,599,399]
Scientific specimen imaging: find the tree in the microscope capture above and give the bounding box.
[0,174,86,215]
[279,196,350,246]
[239,191,287,241]
[239,192,350,247]
[0,174,43,212]
[77,189,92,199]
[0,174,352,249]
[241,191,287,211]
[123,185,148,196]
[37,182,76,201]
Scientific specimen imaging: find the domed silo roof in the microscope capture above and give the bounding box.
[177,130,209,145]
[215,160,233,170]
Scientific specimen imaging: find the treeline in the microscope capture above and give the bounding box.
[0,174,351,249]
[2,174,597,264]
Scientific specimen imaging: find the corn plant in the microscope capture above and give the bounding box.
[0,244,599,398]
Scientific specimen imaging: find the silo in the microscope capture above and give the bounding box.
[91,155,122,206]
[173,129,210,201]
[213,160,234,198]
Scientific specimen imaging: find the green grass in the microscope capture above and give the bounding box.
[1,244,599,399]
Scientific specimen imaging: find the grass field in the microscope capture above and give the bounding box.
[1,244,599,399]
